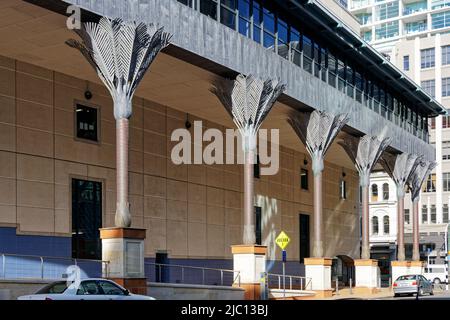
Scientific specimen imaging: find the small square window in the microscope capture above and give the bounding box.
[300,169,308,190]
[75,103,98,142]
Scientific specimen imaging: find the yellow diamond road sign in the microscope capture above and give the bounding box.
[275,231,290,250]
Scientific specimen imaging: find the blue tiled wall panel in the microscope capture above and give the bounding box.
[144,258,305,286]
[0,227,71,257]
[0,227,102,279]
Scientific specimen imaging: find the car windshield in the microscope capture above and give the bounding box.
[397,275,417,281]
[36,282,69,294]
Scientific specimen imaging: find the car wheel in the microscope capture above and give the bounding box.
[433,278,441,285]
[419,288,424,296]
[430,290,434,296]
[394,293,399,298]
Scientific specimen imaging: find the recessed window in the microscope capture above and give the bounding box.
[421,48,435,69]
[431,205,436,223]
[254,155,260,179]
[76,104,98,142]
[383,215,390,234]
[422,205,428,223]
[371,184,378,202]
[405,209,410,224]
[72,179,102,260]
[300,169,309,190]
[382,183,389,200]
[339,180,347,200]
[421,79,436,98]
[403,55,410,71]
[255,206,262,245]
[372,216,379,235]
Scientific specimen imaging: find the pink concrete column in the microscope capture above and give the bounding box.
[412,199,420,261]
[361,184,370,260]
[313,171,323,258]
[115,118,131,228]
[397,192,405,261]
[243,149,256,245]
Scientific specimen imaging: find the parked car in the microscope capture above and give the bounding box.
[424,264,447,284]
[393,274,433,297]
[18,279,155,300]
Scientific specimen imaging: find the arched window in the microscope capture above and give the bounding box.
[371,184,378,202]
[372,216,379,235]
[382,183,389,200]
[383,216,390,235]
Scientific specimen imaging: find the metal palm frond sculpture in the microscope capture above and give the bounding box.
[211,74,286,152]
[338,133,391,187]
[408,160,436,203]
[66,17,172,119]
[211,74,286,245]
[380,152,422,197]
[338,131,391,259]
[66,17,171,228]
[288,110,348,258]
[380,152,421,261]
[407,159,436,261]
[288,110,349,175]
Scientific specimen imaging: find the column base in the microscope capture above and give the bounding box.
[312,290,333,298]
[391,261,411,284]
[232,283,262,300]
[353,287,381,295]
[409,261,425,275]
[354,259,380,291]
[231,245,267,300]
[110,278,147,295]
[100,228,147,289]
[304,258,332,294]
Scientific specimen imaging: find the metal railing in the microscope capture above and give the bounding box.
[0,253,109,280]
[145,262,240,287]
[265,272,312,291]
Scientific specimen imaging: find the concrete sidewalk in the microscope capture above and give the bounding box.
[322,287,394,300]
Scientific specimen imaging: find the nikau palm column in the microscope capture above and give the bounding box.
[66,17,171,293]
[67,17,171,228]
[338,133,391,260]
[289,110,349,258]
[339,133,390,294]
[211,74,285,300]
[408,160,436,261]
[380,152,421,261]
[212,74,286,244]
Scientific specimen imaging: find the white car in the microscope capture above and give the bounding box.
[18,279,155,300]
[424,264,447,285]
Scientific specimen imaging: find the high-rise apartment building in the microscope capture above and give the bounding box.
[348,0,450,267]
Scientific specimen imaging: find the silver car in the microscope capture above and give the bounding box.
[18,279,155,300]
[393,274,434,297]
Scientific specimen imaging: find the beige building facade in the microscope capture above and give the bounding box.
[0,54,360,269]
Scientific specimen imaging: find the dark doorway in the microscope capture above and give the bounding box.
[255,206,262,245]
[155,252,170,283]
[72,179,102,260]
[299,214,310,263]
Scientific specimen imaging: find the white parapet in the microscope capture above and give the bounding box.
[391,261,411,284]
[409,261,425,276]
[354,259,380,294]
[100,228,146,279]
[231,245,267,300]
[304,258,332,298]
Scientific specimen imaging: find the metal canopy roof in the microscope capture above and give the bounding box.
[282,0,447,117]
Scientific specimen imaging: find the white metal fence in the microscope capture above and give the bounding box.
[0,253,109,280]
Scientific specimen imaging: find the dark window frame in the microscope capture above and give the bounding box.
[74,100,101,144]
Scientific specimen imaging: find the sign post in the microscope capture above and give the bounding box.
[275,231,291,300]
